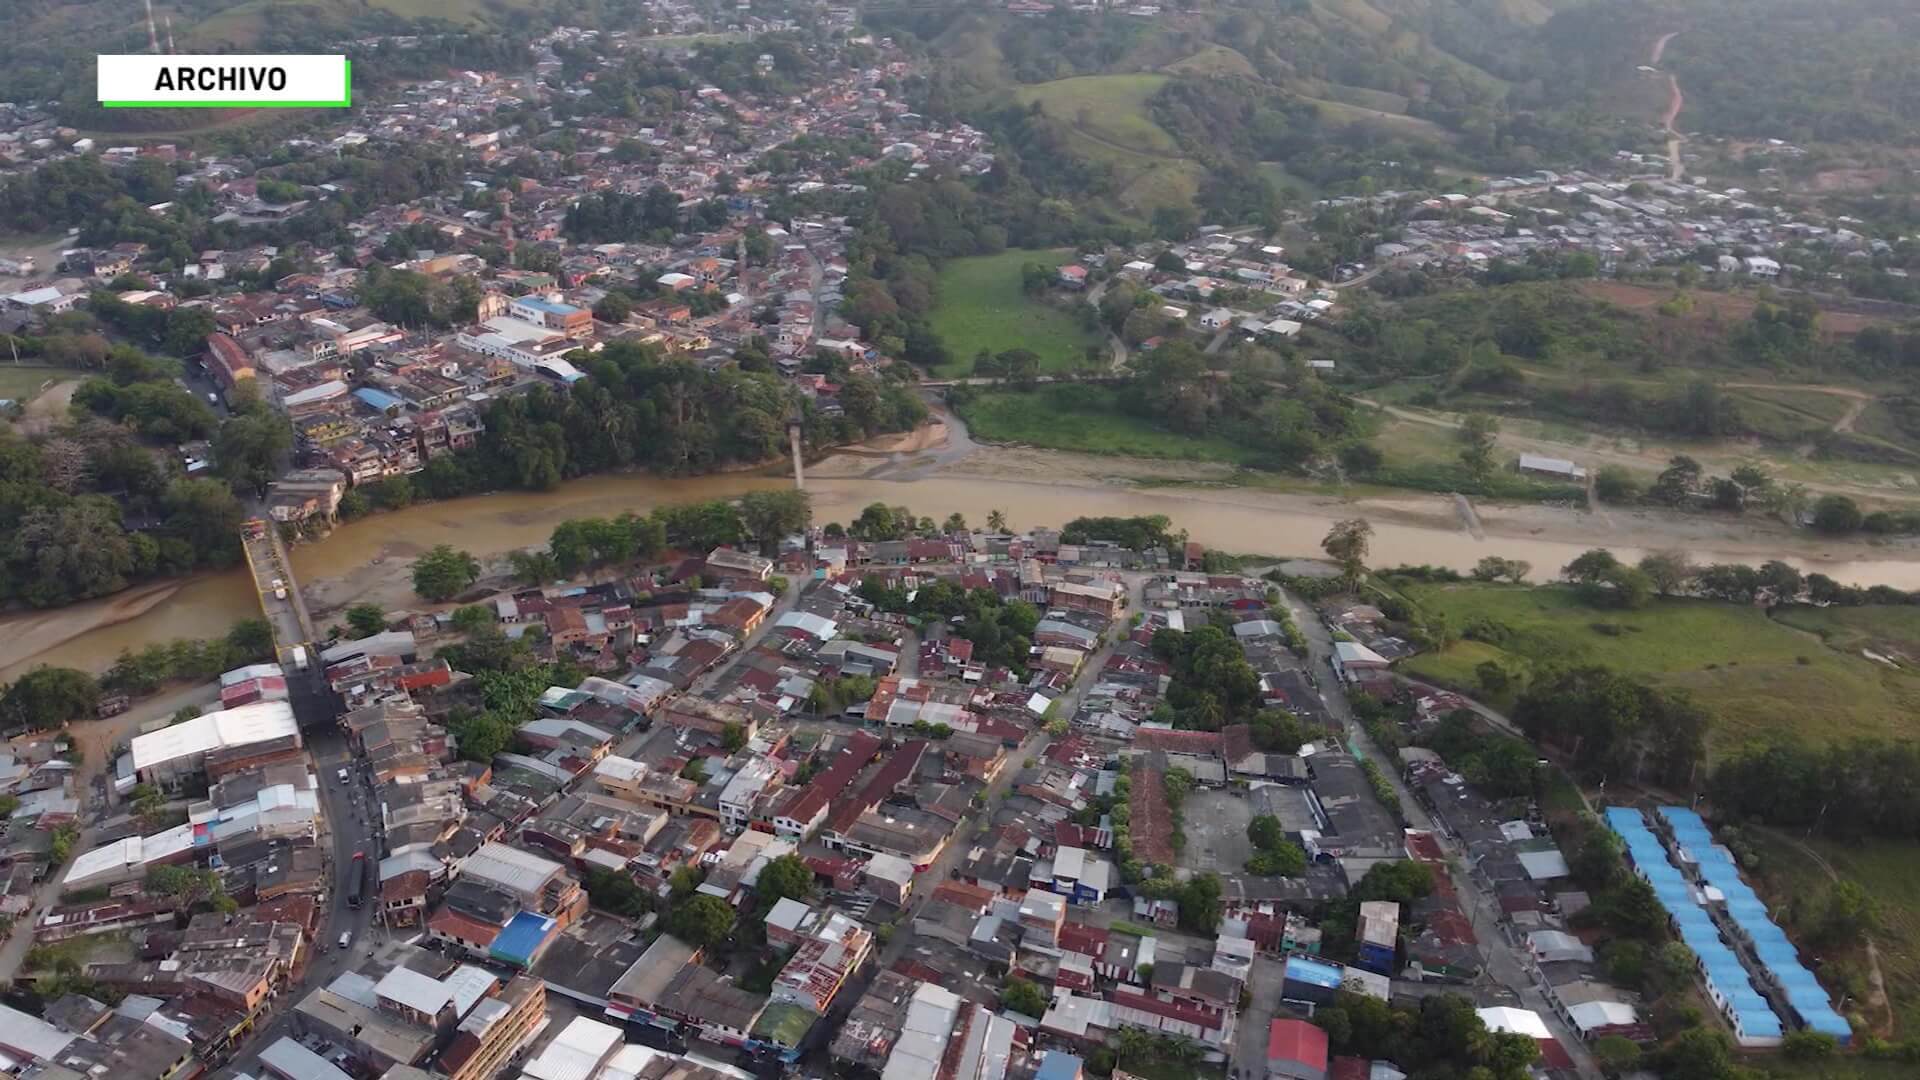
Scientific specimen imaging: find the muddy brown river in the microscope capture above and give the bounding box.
[8,465,1920,682]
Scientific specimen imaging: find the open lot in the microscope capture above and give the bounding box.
[954,386,1264,464]
[928,251,1102,377]
[1178,788,1255,874]
[0,365,67,407]
[1395,582,1920,754]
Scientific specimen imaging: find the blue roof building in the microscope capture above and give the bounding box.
[1034,1051,1084,1080]
[354,387,404,413]
[489,911,558,968]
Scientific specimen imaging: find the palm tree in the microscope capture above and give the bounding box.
[987,509,1009,533]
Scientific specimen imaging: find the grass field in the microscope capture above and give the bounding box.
[1013,74,1180,156]
[0,366,68,406]
[1009,74,1198,215]
[955,386,1265,464]
[1394,583,1920,753]
[1773,605,1920,663]
[928,251,1101,377]
[1304,97,1456,143]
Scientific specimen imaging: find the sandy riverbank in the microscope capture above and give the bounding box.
[0,578,188,674]
[15,420,1920,682]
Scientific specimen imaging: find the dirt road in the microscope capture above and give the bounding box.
[1721,382,1871,435]
[1650,32,1685,179]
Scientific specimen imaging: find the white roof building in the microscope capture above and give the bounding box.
[883,983,963,1080]
[0,1000,78,1062]
[518,1015,751,1080]
[523,1016,623,1080]
[459,841,565,907]
[1566,999,1639,1035]
[773,611,837,642]
[259,1037,352,1080]
[130,701,298,778]
[375,966,455,1018]
[1475,1006,1552,1038]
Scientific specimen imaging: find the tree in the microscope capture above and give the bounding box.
[1322,518,1373,587]
[1811,494,1862,534]
[1650,455,1702,507]
[994,975,1048,1018]
[1656,1027,1734,1080]
[1246,842,1307,877]
[754,854,815,906]
[1593,465,1640,503]
[1476,661,1511,695]
[1248,814,1285,851]
[1781,1031,1837,1061]
[986,509,1009,533]
[1338,441,1384,476]
[1470,556,1530,583]
[584,868,654,918]
[446,708,514,762]
[943,512,968,533]
[212,387,293,496]
[666,894,736,947]
[1637,550,1694,596]
[412,544,480,601]
[593,292,633,323]
[0,667,101,730]
[509,549,561,585]
[738,490,811,552]
[345,604,387,638]
[451,604,494,633]
[1457,413,1499,479]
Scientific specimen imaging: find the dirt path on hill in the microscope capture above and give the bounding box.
[1652,32,1685,179]
[1720,382,1873,434]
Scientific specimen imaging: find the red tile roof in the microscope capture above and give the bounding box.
[1267,1019,1328,1069]
[1129,766,1175,866]
[779,733,882,827]
[1058,923,1109,957]
[1133,729,1221,755]
[1109,989,1225,1032]
[827,741,928,834]
[1534,1038,1576,1071]
[1330,1056,1368,1080]
[429,907,503,947]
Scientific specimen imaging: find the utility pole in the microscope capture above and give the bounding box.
[143,0,160,53]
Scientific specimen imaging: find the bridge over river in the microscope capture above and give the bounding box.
[239,519,342,731]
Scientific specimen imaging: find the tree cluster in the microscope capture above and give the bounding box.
[1151,624,1262,731]
[1511,666,1708,789]
[1311,992,1538,1080]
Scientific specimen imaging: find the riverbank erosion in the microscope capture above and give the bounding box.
[10,428,1920,682]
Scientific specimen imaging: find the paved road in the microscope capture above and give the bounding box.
[1275,587,1601,1080]
[219,666,379,1077]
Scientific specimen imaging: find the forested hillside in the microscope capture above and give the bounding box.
[865,0,1920,229]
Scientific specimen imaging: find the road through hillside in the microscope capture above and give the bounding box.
[1651,31,1686,179]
